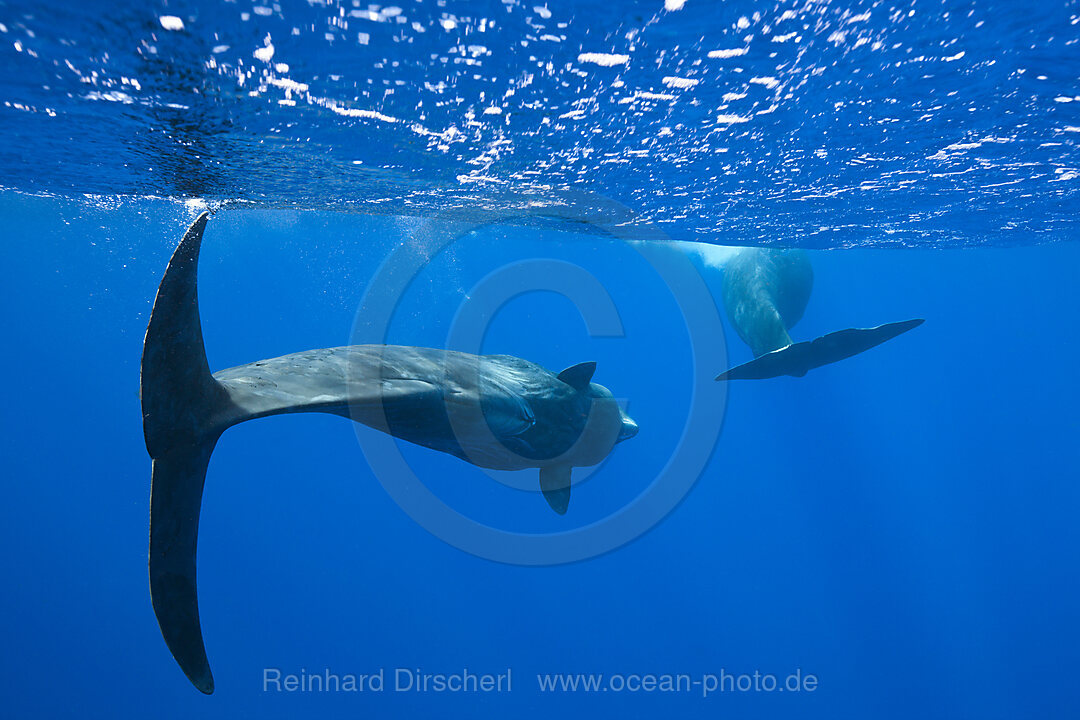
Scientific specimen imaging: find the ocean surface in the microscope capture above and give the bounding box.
[1,1,1078,718]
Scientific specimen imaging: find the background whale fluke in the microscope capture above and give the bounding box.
[715,318,925,381]
[702,246,923,381]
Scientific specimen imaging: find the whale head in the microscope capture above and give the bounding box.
[551,362,639,469]
[534,362,639,514]
[583,380,638,444]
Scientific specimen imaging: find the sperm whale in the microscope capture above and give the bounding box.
[142,213,638,693]
[714,247,922,380]
[674,244,922,380]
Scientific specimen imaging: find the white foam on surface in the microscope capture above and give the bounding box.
[84,91,134,104]
[671,241,739,271]
[578,52,630,67]
[268,77,309,93]
[254,35,275,62]
[708,48,747,59]
[945,141,981,151]
[325,103,397,123]
[662,76,699,89]
[158,16,184,31]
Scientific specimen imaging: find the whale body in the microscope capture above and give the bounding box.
[721,247,815,359]
[142,213,638,694]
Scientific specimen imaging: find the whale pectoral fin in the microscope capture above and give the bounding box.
[716,318,924,381]
[149,438,219,695]
[539,465,572,515]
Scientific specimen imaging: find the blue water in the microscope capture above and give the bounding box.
[2,1,1079,718]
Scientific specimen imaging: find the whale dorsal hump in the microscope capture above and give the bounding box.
[556,361,596,391]
[540,465,572,514]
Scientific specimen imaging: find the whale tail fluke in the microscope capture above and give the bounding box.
[715,318,924,381]
[148,441,219,695]
[141,211,228,694]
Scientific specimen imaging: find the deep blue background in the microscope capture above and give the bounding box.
[1,191,1077,718]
